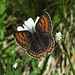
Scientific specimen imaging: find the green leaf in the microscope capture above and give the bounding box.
[32,60,41,74]
[0,14,7,23]
[34,67,41,73]
[53,72,59,75]
[0,60,4,75]
[2,54,7,58]
[15,58,23,63]
[0,0,9,15]
[53,13,60,30]
[29,73,39,75]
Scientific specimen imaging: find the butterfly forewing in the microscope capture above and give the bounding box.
[36,12,52,36]
[13,31,32,50]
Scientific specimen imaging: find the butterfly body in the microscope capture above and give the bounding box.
[13,12,54,58]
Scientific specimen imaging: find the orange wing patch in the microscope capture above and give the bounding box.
[28,51,44,58]
[38,14,52,34]
[14,32,29,49]
[16,33,28,45]
[46,41,53,53]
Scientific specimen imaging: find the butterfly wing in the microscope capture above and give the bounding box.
[13,31,32,50]
[35,12,52,36]
[39,34,54,54]
[27,38,44,58]
[35,12,54,54]
[13,31,44,58]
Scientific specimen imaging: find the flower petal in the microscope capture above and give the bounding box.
[24,18,35,29]
[17,17,40,33]
[13,63,18,69]
[55,32,62,41]
[23,24,29,30]
[17,26,26,31]
[34,16,40,25]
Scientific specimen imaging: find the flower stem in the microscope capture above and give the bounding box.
[62,38,75,75]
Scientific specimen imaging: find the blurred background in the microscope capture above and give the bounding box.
[0,0,75,75]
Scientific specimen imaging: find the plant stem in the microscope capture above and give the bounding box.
[62,38,75,75]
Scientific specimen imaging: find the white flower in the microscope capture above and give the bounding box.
[13,63,18,69]
[55,32,62,41]
[17,17,40,33]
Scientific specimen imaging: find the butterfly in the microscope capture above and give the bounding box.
[13,12,55,59]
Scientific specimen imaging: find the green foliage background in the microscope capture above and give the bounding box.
[0,0,75,75]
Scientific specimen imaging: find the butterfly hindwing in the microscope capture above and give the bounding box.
[13,31,32,50]
[27,38,44,58]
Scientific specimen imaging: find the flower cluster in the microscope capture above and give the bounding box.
[17,17,40,33]
[55,32,62,42]
[13,63,18,69]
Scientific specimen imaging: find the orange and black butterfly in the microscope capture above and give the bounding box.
[13,12,55,59]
